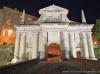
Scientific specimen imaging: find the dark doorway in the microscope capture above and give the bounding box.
[3,42,7,45]
[76,51,81,59]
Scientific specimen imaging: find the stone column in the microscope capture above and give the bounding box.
[80,32,89,59]
[62,31,70,59]
[69,32,76,58]
[87,32,96,60]
[19,33,26,62]
[25,33,33,60]
[32,33,38,59]
[39,31,47,59]
[11,32,20,63]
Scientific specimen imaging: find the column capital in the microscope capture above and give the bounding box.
[69,31,74,33]
[32,32,38,35]
[80,32,87,36]
[16,32,20,34]
[87,32,93,34]
[80,31,93,34]
[69,32,75,35]
[21,33,26,36]
[80,31,87,34]
[16,32,21,35]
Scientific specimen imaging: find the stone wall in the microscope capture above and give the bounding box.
[0,7,38,45]
[0,7,38,27]
[3,7,38,25]
[0,9,3,26]
[3,7,21,25]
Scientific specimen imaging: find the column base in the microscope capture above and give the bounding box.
[65,55,70,59]
[11,57,18,63]
[72,53,76,58]
[90,58,98,60]
[39,51,46,60]
[18,58,26,62]
[82,57,89,59]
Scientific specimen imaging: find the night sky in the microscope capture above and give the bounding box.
[0,0,99,24]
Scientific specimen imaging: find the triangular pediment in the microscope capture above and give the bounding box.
[39,4,68,12]
[38,4,72,23]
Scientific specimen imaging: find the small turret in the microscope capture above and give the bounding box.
[82,10,86,23]
[20,9,25,24]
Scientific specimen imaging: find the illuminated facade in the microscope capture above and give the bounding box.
[0,20,16,45]
[0,7,38,45]
[10,5,96,63]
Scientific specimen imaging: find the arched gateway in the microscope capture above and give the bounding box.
[76,51,81,59]
[12,5,96,63]
[47,43,62,62]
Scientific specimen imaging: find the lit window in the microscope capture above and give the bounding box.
[4,30,8,37]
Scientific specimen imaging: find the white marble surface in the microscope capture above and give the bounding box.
[12,5,96,62]
[48,31,60,45]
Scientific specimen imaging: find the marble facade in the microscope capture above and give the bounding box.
[12,5,96,63]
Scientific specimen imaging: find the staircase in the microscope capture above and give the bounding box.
[0,59,100,74]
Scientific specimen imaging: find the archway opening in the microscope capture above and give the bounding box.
[76,51,81,59]
[3,42,7,45]
[47,43,62,62]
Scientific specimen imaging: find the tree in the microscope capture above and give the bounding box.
[96,19,100,41]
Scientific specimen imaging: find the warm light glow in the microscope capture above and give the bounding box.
[47,43,62,62]
[6,20,12,25]
[8,29,13,34]
[3,30,7,36]
[27,17,33,21]
[94,41,97,45]
[0,19,16,45]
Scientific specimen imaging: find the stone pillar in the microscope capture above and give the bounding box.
[62,31,70,59]
[80,32,89,59]
[69,32,76,58]
[39,31,47,59]
[25,33,33,60]
[32,33,38,59]
[11,32,20,63]
[87,32,96,60]
[19,33,26,62]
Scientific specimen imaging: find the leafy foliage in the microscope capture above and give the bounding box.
[94,46,100,59]
[0,45,14,66]
[96,19,100,41]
